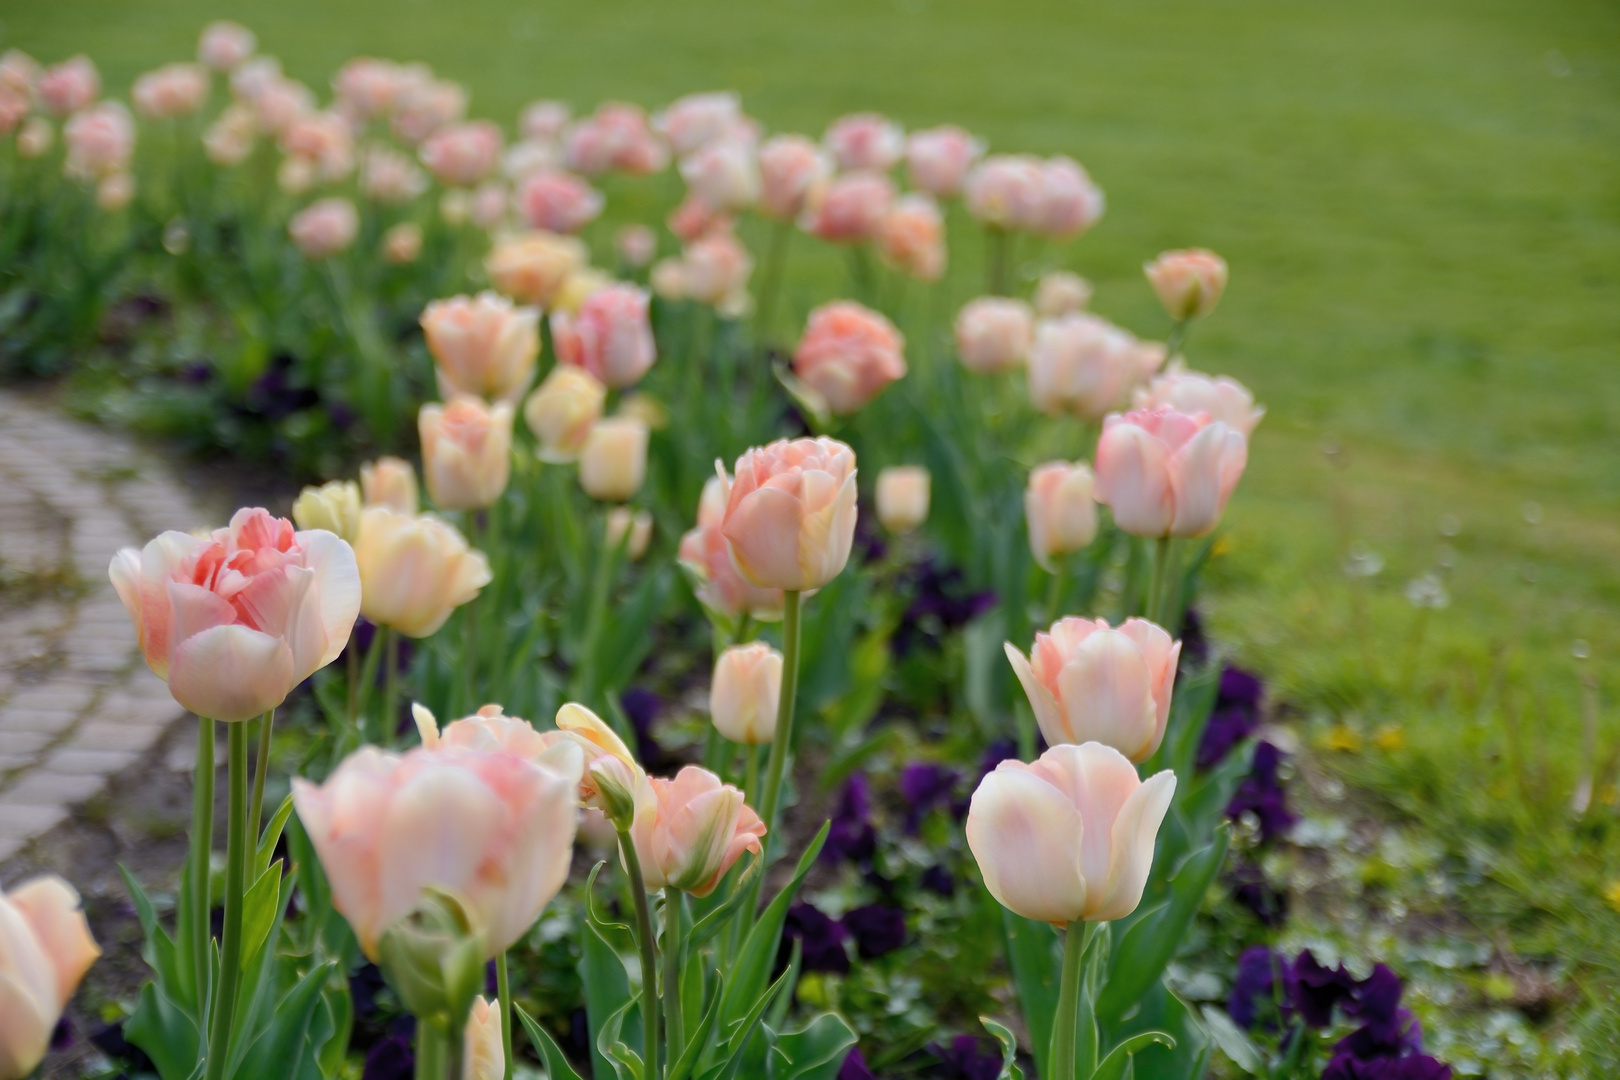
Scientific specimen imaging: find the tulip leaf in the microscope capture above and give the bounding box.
[688,854,761,947]
[767,938,801,1032]
[999,907,1060,1080]
[123,979,203,1080]
[980,1016,1027,1080]
[704,962,795,1080]
[255,793,296,875]
[717,821,829,1033]
[315,969,354,1080]
[595,995,645,1080]
[233,958,339,1080]
[580,879,640,1080]
[584,861,634,938]
[118,864,189,1012]
[766,1013,858,1080]
[517,1003,587,1080]
[1091,1031,1175,1080]
[1197,1005,1266,1076]
[238,860,285,975]
[667,972,725,1080]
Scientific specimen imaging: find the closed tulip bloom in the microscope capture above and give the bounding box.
[0,50,39,99]
[1144,249,1229,321]
[203,105,256,167]
[419,120,503,188]
[519,99,571,142]
[0,876,100,1080]
[876,466,930,534]
[758,134,831,222]
[1094,406,1249,538]
[656,91,744,157]
[281,110,357,184]
[463,996,503,1080]
[63,102,134,181]
[229,54,281,104]
[550,703,656,827]
[800,171,894,244]
[710,642,782,745]
[354,508,489,637]
[289,198,359,259]
[905,125,984,199]
[361,457,419,515]
[523,364,605,463]
[964,155,1045,231]
[615,224,657,269]
[110,508,361,722]
[681,229,754,315]
[1033,156,1104,239]
[1025,461,1098,572]
[680,137,759,212]
[722,437,858,592]
[824,112,904,172]
[1027,314,1143,421]
[95,172,136,213]
[485,230,588,307]
[392,78,468,145]
[552,284,656,389]
[16,118,52,159]
[665,194,729,244]
[133,63,210,120]
[955,297,1034,375]
[551,268,616,316]
[38,55,99,116]
[793,301,906,416]
[292,479,362,543]
[630,766,767,896]
[563,102,669,176]
[877,194,946,282]
[250,77,315,139]
[198,21,256,71]
[329,58,400,120]
[605,507,654,560]
[420,396,514,511]
[291,738,584,959]
[678,473,784,621]
[1006,616,1179,761]
[966,742,1176,924]
[515,168,604,234]
[1034,270,1093,318]
[578,417,649,502]
[421,292,541,405]
[1133,366,1264,437]
[360,145,430,204]
[382,222,424,265]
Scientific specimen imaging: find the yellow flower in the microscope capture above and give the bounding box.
[1323,725,1362,753]
[1603,880,1620,913]
[1372,724,1405,752]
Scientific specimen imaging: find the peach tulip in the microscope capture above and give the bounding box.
[1093,406,1249,538]
[552,284,656,389]
[63,102,134,181]
[1133,366,1264,437]
[353,508,490,637]
[877,194,946,282]
[95,173,135,212]
[382,222,424,265]
[1144,249,1229,321]
[1006,616,1179,761]
[464,996,503,1080]
[132,63,209,120]
[110,508,361,722]
[656,91,744,157]
[288,198,359,259]
[414,703,559,762]
[330,58,401,120]
[955,297,1033,375]
[421,292,541,406]
[1033,156,1104,240]
[204,105,257,167]
[198,21,256,72]
[1026,314,1144,421]
[680,137,759,212]
[710,642,782,745]
[606,507,654,560]
[800,170,894,244]
[503,138,559,182]
[792,301,906,415]
[359,145,429,204]
[419,120,502,188]
[292,480,362,543]
[229,55,282,105]
[515,168,604,234]
[577,417,649,502]
[721,437,859,592]
[361,457,420,515]
[758,134,831,222]
[519,100,571,142]
[681,229,754,315]
[0,50,39,99]
[0,876,100,1080]
[38,56,98,116]
[419,396,514,511]
[666,194,730,243]
[291,738,584,958]
[1025,462,1098,572]
[616,224,657,268]
[630,766,766,896]
[966,742,1176,924]
[250,78,315,139]
[1034,270,1093,318]
[964,155,1045,231]
[905,125,985,199]
[876,466,930,535]
[523,364,606,463]
[0,92,30,139]
[678,473,784,622]
[485,230,588,307]
[824,112,904,172]
[552,703,655,824]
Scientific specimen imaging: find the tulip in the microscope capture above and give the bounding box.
[250,77,315,139]
[563,102,669,176]
[550,702,654,827]
[1005,616,1179,761]
[1034,270,1093,318]
[1025,461,1098,572]
[758,134,831,222]
[288,198,359,259]
[630,766,766,896]
[551,268,615,316]
[681,229,753,315]
[361,457,420,515]
[203,105,257,167]
[615,224,657,269]
[515,168,604,234]
[955,297,1033,375]
[792,301,906,416]
[421,292,541,406]
[464,996,504,1080]
[470,180,509,230]
[520,99,571,142]
[823,112,904,172]
[709,642,782,745]
[382,222,424,265]
[800,171,894,244]
[38,55,98,116]
[606,507,654,560]
[0,50,38,98]
[109,507,361,722]
[656,91,744,157]
[485,230,588,307]
[577,417,649,502]
[393,78,467,145]
[419,396,514,511]
[523,364,606,463]
[875,466,930,535]
[229,54,282,104]
[1033,156,1104,239]
[419,120,503,188]
[360,145,429,204]
[552,284,656,389]
[133,63,210,120]
[331,58,401,120]
[1093,406,1249,538]
[198,21,256,71]
[877,194,946,282]
[0,876,100,1080]
[292,479,362,543]
[964,155,1045,231]
[966,742,1176,924]
[666,193,731,243]
[63,102,134,181]
[281,111,356,182]
[1026,313,1146,421]
[95,173,135,213]
[680,137,759,211]
[905,125,985,200]
[678,474,784,622]
[1133,366,1264,437]
[354,508,490,637]
[414,703,555,762]
[650,258,689,302]
[291,738,584,959]
[1144,248,1229,322]
[16,118,52,159]
[503,138,558,181]
[721,437,858,593]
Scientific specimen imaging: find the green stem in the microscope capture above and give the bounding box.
[203,723,249,1080]
[384,628,401,747]
[743,743,762,810]
[189,717,215,1004]
[250,709,273,845]
[496,951,514,1080]
[574,513,625,706]
[1165,317,1189,359]
[356,624,387,742]
[618,832,661,1080]
[663,887,686,1065]
[1045,556,1070,626]
[1144,535,1172,624]
[757,590,802,832]
[1051,920,1097,1080]
[346,640,360,725]
[985,226,1011,296]
[754,220,792,354]
[414,1020,449,1080]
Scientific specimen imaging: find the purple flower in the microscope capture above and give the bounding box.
[1227,859,1289,927]
[50,1016,73,1052]
[362,1032,415,1080]
[782,901,850,974]
[838,1047,878,1080]
[899,761,961,831]
[1228,946,1287,1030]
[842,903,906,958]
[921,864,956,897]
[823,773,877,866]
[1179,606,1209,666]
[891,559,997,656]
[1322,1053,1453,1080]
[930,1034,1003,1080]
[976,738,1019,783]
[1226,741,1297,844]
[620,687,676,768]
[1195,664,1265,769]
[1290,951,1358,1029]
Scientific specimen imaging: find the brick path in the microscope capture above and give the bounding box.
[0,391,208,866]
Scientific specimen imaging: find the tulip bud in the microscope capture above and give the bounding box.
[289,197,359,259]
[382,222,424,265]
[1034,270,1092,318]
[376,890,487,1035]
[292,479,362,543]
[578,417,649,502]
[0,876,100,1079]
[1133,365,1264,437]
[757,134,830,222]
[791,302,906,416]
[1144,248,1228,321]
[616,224,657,268]
[823,112,904,172]
[17,117,53,159]
[95,172,136,213]
[590,755,649,832]
[421,292,541,405]
[876,194,946,283]
[419,396,514,511]
[710,642,782,745]
[354,508,491,637]
[1024,461,1098,572]
[875,466,930,535]
[361,456,420,515]
[955,297,1033,375]
[198,21,256,71]
[523,364,606,464]
[554,703,652,821]
[722,438,858,592]
[605,507,653,560]
[630,766,767,896]
[552,283,656,388]
[464,996,504,1080]
[1094,406,1248,538]
[485,230,588,307]
[1027,314,1144,421]
[516,168,605,234]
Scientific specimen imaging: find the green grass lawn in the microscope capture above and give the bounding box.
[7,0,1620,1065]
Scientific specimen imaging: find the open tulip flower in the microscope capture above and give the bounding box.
[0,876,100,1080]
[420,292,541,405]
[1133,364,1266,437]
[353,507,491,637]
[1093,405,1249,539]
[630,766,767,896]
[678,472,785,623]
[721,437,859,593]
[791,301,906,416]
[419,395,515,511]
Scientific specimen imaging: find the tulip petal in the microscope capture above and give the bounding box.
[8,878,99,1010]
[1005,642,1066,746]
[1095,421,1172,537]
[1168,421,1244,537]
[168,623,296,723]
[1029,742,1142,914]
[1093,770,1177,921]
[0,971,53,1080]
[379,763,504,946]
[723,485,806,590]
[966,766,1087,925]
[296,528,363,670]
[1055,630,1159,761]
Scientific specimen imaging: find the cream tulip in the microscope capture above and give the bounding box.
[0,876,100,1080]
[955,297,1034,375]
[485,230,588,308]
[463,996,504,1080]
[606,507,654,560]
[361,457,420,515]
[710,642,783,745]
[353,508,491,637]
[1026,314,1145,421]
[1024,461,1098,572]
[1132,366,1265,437]
[421,292,541,406]
[1144,249,1228,321]
[875,466,930,535]
[419,396,514,511]
[577,417,649,502]
[292,479,362,543]
[523,364,606,463]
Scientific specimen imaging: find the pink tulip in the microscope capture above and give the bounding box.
[679,473,784,621]
[1093,406,1249,538]
[420,395,514,511]
[109,508,362,722]
[709,643,783,745]
[681,229,754,314]
[519,99,571,142]
[905,125,984,199]
[132,63,210,120]
[1133,366,1264,437]
[721,437,859,592]
[680,137,759,211]
[1033,156,1104,239]
[354,508,490,637]
[392,77,467,145]
[524,365,606,463]
[824,112,904,172]
[0,89,29,138]
[551,284,655,389]
[485,230,588,307]
[198,21,256,72]
[251,78,315,138]
[1025,461,1098,572]
[1034,270,1093,318]
[800,171,894,244]
[63,101,133,181]
[419,120,503,188]
[875,466,931,534]
[667,194,731,243]
[288,198,359,259]
[964,155,1045,231]
[1026,314,1143,421]
[955,297,1034,375]
[382,222,424,265]
[228,55,282,104]
[0,876,100,1079]
[616,224,658,268]
[515,168,604,234]
[359,146,429,204]
[421,292,541,405]
[291,739,584,958]
[630,766,766,896]
[877,193,946,282]
[656,91,745,157]
[1144,249,1229,321]
[966,742,1176,924]
[281,111,355,183]
[757,134,831,222]
[360,457,420,515]
[563,102,669,176]
[332,58,402,121]
[37,56,99,116]
[792,301,907,415]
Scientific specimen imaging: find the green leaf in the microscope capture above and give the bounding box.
[118,865,190,1013]
[1101,979,1209,1080]
[766,939,800,1033]
[255,794,296,874]
[580,884,638,1080]
[123,980,202,1080]
[234,959,339,1080]
[767,1013,858,1080]
[517,1004,586,1080]
[688,855,761,947]
[667,973,724,1080]
[980,1017,1026,1080]
[717,821,829,1032]
[594,995,645,1080]
[999,908,1059,1080]
[1091,1031,1175,1080]
[315,972,354,1080]
[704,963,795,1080]
[1198,1005,1266,1076]
[238,860,284,975]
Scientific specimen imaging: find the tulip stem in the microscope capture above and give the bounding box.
[574,514,626,708]
[1145,536,1173,625]
[1165,317,1189,359]
[985,226,1012,296]
[1052,920,1098,1080]
[414,1020,449,1080]
[758,589,802,835]
[755,220,792,354]
[384,628,401,746]
[743,743,762,810]
[617,831,660,1080]
[495,951,514,1080]
[1045,556,1070,625]
[663,887,686,1065]
[250,708,273,843]
[188,716,215,1004]
[357,624,387,742]
[204,722,249,1080]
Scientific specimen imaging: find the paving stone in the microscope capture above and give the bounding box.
[1,770,107,805]
[68,718,172,753]
[0,731,52,756]
[0,802,68,837]
[42,748,140,776]
[0,708,81,737]
[6,683,94,715]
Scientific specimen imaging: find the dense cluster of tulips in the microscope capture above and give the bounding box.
[0,19,1453,1080]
